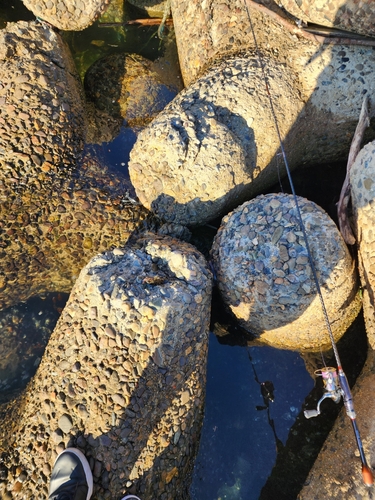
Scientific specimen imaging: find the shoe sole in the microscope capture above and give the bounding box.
[54,447,94,500]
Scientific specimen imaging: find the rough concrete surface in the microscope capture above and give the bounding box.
[350,140,375,349]
[0,21,156,309]
[130,0,375,226]
[211,193,360,351]
[279,0,375,38]
[22,0,111,30]
[0,234,212,499]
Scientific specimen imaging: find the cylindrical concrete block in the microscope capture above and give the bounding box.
[0,234,212,498]
[211,193,361,351]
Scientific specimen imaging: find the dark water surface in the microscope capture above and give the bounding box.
[0,2,369,499]
[191,337,313,499]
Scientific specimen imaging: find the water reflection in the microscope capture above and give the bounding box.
[191,333,314,500]
[62,18,164,80]
[191,305,367,500]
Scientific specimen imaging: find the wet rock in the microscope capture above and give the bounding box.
[0,234,212,499]
[350,140,375,348]
[22,0,111,30]
[127,0,169,18]
[211,193,361,351]
[99,0,125,24]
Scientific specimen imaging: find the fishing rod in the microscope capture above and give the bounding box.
[242,0,373,486]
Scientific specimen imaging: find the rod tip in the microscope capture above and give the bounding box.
[362,464,374,486]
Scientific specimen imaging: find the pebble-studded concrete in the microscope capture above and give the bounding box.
[130,0,375,227]
[350,140,375,349]
[0,21,156,310]
[84,53,178,128]
[1,5,373,499]
[171,0,375,86]
[22,0,111,30]
[279,0,375,38]
[0,234,212,499]
[210,193,361,351]
[0,21,85,190]
[129,53,302,226]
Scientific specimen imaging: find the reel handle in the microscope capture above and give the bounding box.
[304,409,320,419]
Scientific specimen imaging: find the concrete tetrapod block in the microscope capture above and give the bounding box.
[350,140,375,349]
[210,193,361,351]
[22,0,111,30]
[130,1,375,226]
[0,234,212,499]
[0,21,155,310]
[129,54,302,226]
[171,0,375,86]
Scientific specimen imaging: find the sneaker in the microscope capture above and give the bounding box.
[121,496,142,500]
[48,447,94,500]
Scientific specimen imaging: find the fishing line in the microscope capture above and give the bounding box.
[243,3,336,354]
[242,0,373,485]
[276,148,285,194]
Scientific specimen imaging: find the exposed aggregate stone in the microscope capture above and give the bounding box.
[211,193,361,351]
[0,234,212,499]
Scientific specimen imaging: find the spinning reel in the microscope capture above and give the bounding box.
[304,367,341,419]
